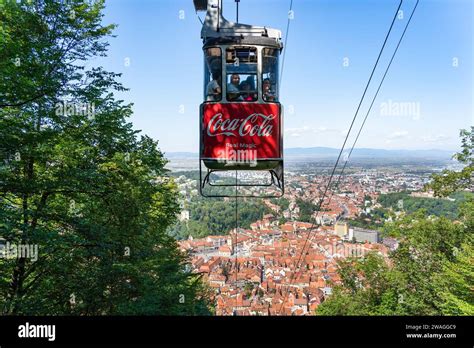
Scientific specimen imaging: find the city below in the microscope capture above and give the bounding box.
[169,151,464,315]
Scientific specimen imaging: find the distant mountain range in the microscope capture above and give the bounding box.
[165,147,455,160]
[283,147,455,159]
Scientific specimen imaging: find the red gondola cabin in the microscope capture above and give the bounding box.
[195,0,284,197]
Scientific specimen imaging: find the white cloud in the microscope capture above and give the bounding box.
[285,126,310,137]
[421,134,451,143]
[388,130,409,139]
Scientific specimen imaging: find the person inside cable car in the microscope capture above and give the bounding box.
[240,81,256,101]
[206,72,222,101]
[244,75,255,91]
[227,73,243,101]
[263,78,275,102]
[240,75,257,101]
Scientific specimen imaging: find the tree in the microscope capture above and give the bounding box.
[317,128,473,316]
[296,198,317,222]
[428,127,473,197]
[0,0,210,315]
[426,128,474,315]
[317,207,472,316]
[168,197,271,239]
[434,235,474,315]
[316,253,408,316]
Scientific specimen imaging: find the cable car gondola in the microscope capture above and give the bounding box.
[194,0,284,198]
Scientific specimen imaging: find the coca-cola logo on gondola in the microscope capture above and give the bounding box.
[206,113,275,137]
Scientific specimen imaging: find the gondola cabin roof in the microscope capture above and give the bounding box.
[194,0,282,49]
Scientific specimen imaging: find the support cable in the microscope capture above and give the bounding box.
[277,0,405,315]
[328,0,420,218]
[280,0,294,87]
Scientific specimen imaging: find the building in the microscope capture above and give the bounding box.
[334,221,348,237]
[350,227,380,244]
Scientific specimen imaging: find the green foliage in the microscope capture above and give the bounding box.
[270,196,289,211]
[0,0,210,315]
[317,202,473,316]
[377,191,472,219]
[433,235,474,315]
[168,197,271,239]
[317,253,408,315]
[427,127,473,197]
[296,198,317,222]
[321,129,474,316]
[348,208,388,230]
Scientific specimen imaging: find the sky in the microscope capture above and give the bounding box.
[95,0,473,153]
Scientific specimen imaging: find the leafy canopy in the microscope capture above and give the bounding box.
[0,0,210,315]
